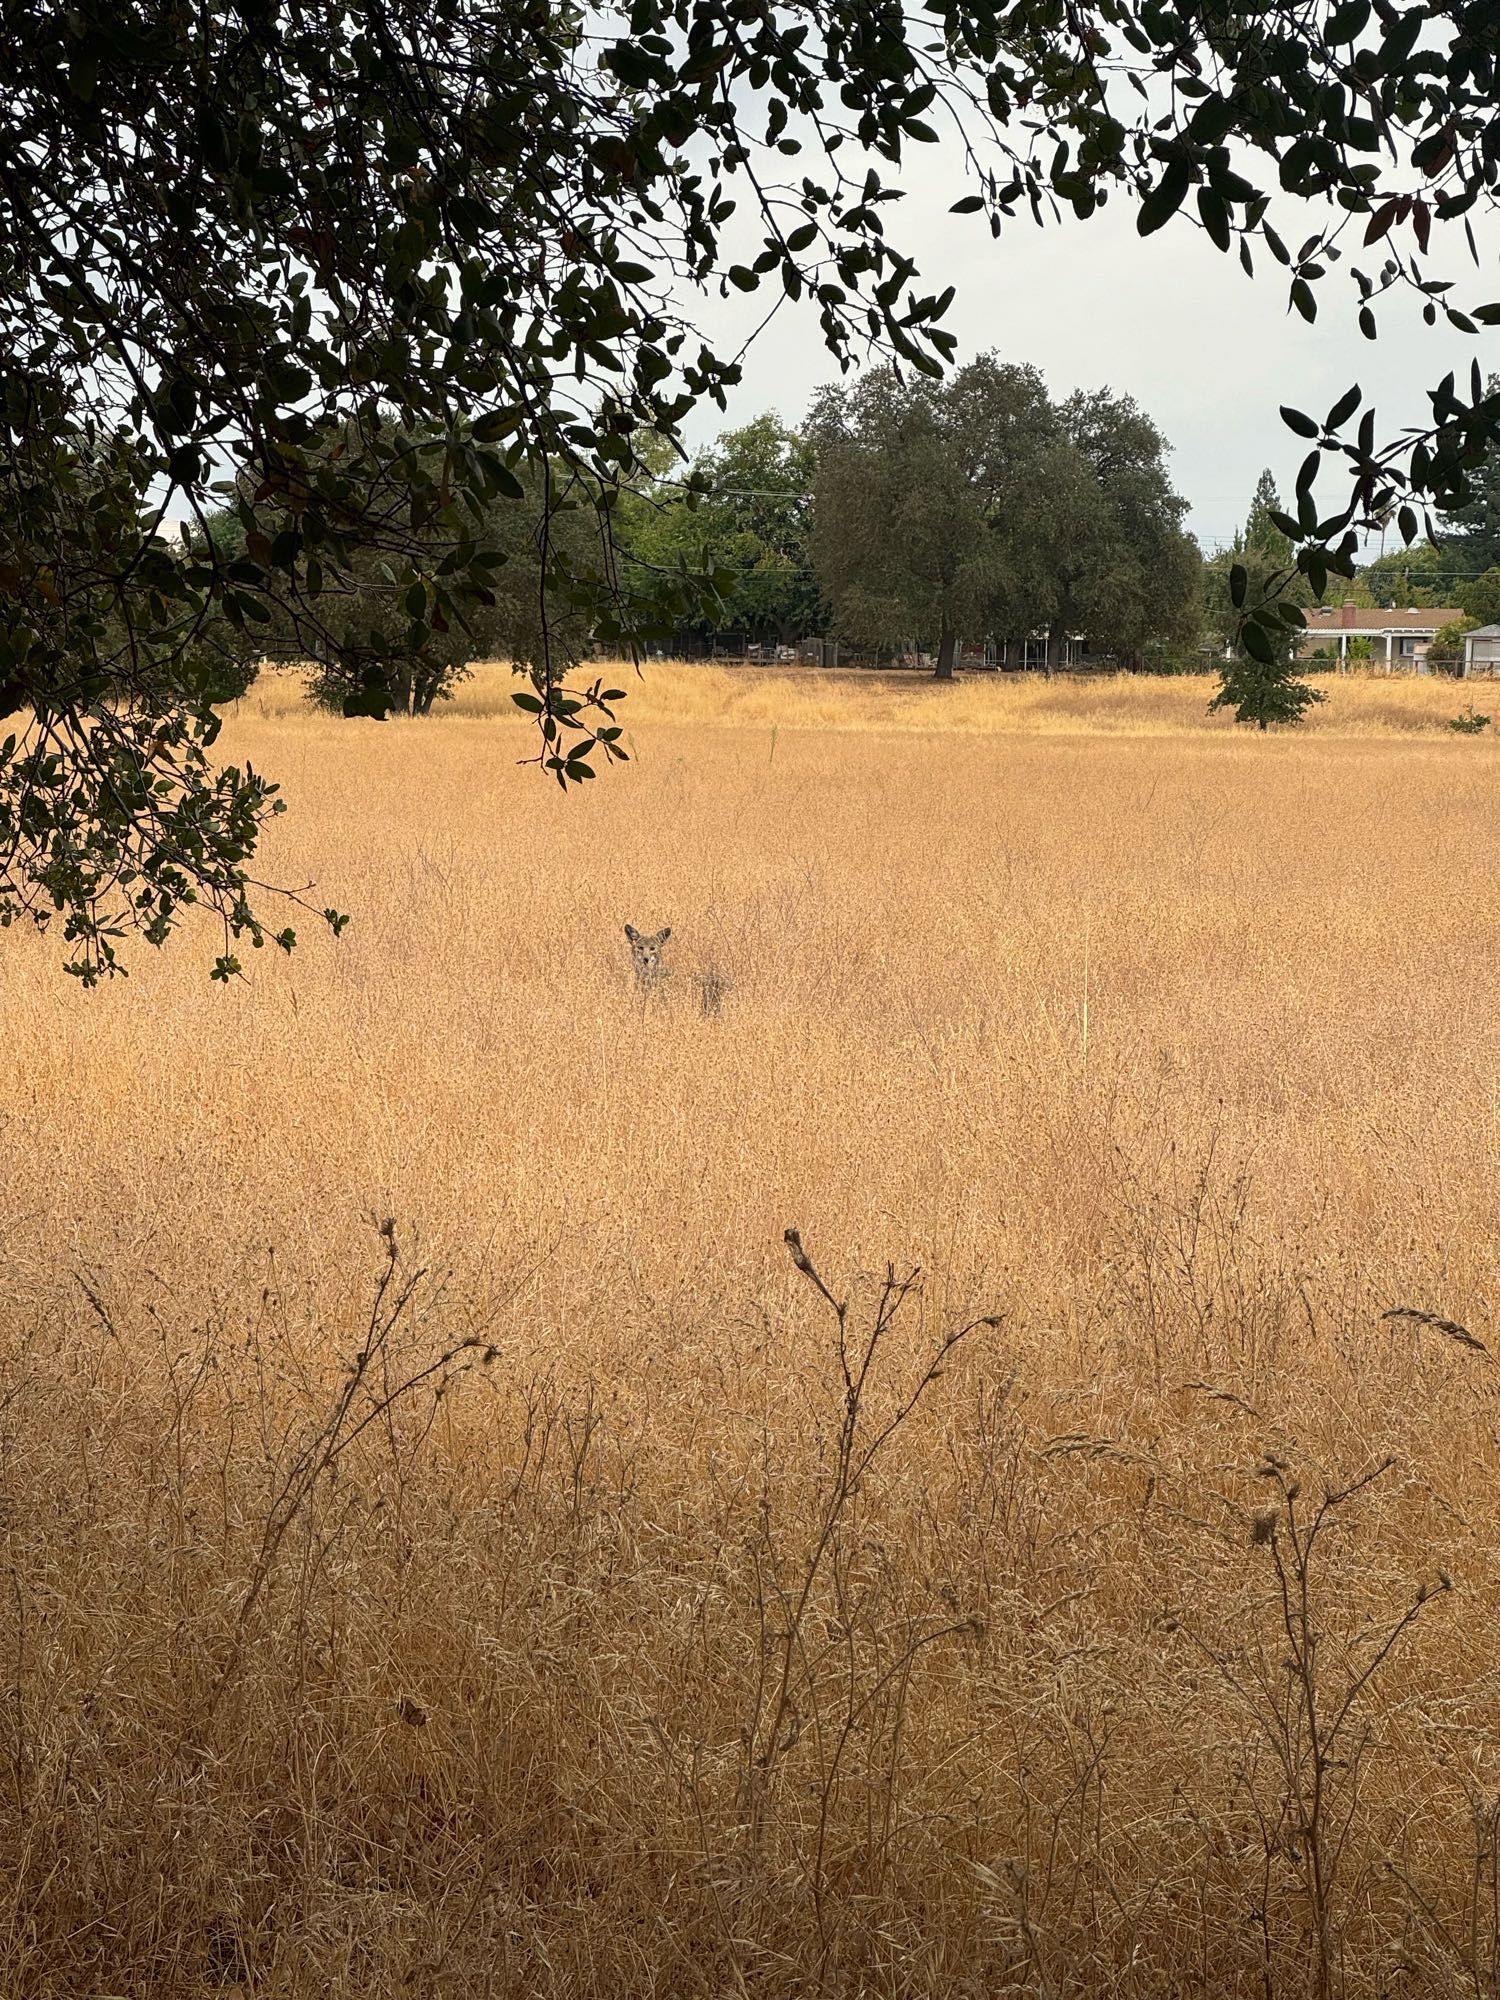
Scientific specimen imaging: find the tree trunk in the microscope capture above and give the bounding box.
[934,622,958,681]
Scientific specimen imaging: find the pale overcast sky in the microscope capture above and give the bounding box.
[684,152,1500,556]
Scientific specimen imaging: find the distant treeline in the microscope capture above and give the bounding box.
[194,361,1500,711]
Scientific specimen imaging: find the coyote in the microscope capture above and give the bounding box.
[625,924,672,989]
[626,924,731,1014]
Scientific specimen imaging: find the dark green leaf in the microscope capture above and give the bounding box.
[1196,187,1232,253]
[1325,384,1361,431]
[1241,620,1276,664]
[1137,160,1192,237]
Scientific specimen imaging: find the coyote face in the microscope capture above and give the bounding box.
[625,924,672,987]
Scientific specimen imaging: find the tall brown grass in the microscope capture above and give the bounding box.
[246,657,1490,736]
[0,662,1496,1996]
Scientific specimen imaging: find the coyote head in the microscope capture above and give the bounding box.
[624,924,672,986]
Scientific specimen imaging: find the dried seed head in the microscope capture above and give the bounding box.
[1251,1509,1278,1546]
[1383,1305,1487,1354]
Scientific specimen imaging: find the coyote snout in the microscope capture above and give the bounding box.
[625,923,672,989]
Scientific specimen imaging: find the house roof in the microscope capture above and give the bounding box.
[1303,605,1464,634]
[1465,623,1500,639]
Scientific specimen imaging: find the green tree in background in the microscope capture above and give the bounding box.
[809,360,1198,677]
[1245,470,1294,566]
[620,418,823,651]
[1430,616,1478,662]
[1438,376,1500,577]
[1354,544,1453,609]
[1047,391,1202,669]
[1455,568,1500,628]
[695,420,824,647]
[809,359,1059,679]
[1011,441,1111,673]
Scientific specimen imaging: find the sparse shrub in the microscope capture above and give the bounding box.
[1195,1451,1452,2000]
[1449,702,1491,733]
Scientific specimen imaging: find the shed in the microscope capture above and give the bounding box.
[1462,624,1500,677]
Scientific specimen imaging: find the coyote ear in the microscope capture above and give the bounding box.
[657,927,672,944]
[625,924,640,942]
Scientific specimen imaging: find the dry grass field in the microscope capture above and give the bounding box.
[0,663,1496,1998]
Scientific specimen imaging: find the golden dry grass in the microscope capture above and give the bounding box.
[1,662,1497,1997]
[246,656,1491,737]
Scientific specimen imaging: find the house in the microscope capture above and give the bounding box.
[1298,601,1465,670]
[1462,624,1500,677]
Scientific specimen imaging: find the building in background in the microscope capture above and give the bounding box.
[1461,624,1500,677]
[1299,602,1465,669]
